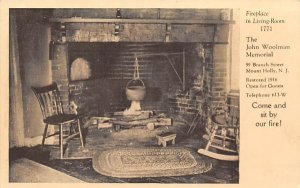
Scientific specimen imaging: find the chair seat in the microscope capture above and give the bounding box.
[44,114,78,124]
[212,114,226,125]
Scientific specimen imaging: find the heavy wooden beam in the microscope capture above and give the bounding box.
[49,18,235,25]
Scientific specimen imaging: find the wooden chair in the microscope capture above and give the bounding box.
[198,94,240,161]
[32,82,84,159]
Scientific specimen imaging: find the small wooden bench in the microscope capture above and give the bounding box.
[156,132,176,147]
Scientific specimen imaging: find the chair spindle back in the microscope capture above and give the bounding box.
[32,83,65,120]
[226,95,240,127]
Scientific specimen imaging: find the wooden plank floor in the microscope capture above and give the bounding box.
[9,119,239,183]
[9,158,84,183]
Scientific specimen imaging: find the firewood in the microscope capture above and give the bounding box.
[156,118,173,126]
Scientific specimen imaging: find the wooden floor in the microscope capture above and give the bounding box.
[10,158,84,183]
[9,118,239,183]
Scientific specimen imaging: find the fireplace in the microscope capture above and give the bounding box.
[50,8,231,125]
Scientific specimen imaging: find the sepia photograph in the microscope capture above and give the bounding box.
[8,8,240,183]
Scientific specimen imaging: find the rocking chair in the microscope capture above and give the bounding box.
[32,82,84,159]
[198,95,240,161]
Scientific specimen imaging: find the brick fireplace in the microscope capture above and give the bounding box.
[50,9,231,125]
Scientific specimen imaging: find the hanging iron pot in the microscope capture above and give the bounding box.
[125,78,146,101]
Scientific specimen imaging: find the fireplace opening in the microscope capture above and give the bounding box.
[67,42,210,118]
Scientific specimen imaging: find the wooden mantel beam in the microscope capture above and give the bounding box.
[49,18,235,25]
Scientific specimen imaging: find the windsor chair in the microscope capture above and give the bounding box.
[32,82,84,159]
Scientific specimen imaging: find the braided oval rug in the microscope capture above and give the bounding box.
[92,147,212,178]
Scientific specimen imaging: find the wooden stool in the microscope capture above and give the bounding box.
[156,132,176,147]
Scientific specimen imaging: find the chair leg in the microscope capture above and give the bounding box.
[77,119,84,147]
[60,125,63,159]
[42,124,49,147]
[205,126,217,150]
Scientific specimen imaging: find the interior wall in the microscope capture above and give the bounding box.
[9,12,25,147]
[17,19,52,138]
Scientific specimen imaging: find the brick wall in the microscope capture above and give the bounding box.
[211,44,228,112]
[169,93,205,115]
[52,44,70,113]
